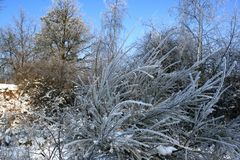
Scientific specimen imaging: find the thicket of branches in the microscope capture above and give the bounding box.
[0,0,240,159]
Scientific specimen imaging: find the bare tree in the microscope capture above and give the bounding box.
[89,0,127,83]
[102,0,127,62]
[0,10,36,82]
[178,0,224,62]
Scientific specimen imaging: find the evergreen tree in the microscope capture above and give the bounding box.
[36,0,88,61]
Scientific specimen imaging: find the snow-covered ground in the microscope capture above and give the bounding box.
[0,91,71,159]
[0,92,44,159]
[0,83,18,91]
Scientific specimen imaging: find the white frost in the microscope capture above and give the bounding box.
[156,145,177,156]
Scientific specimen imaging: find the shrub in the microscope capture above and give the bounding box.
[17,58,77,110]
[60,46,240,159]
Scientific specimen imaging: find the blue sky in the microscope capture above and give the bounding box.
[0,0,238,44]
[0,0,179,43]
[0,0,178,26]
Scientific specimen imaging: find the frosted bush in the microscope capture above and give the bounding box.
[2,44,239,160]
[61,44,240,159]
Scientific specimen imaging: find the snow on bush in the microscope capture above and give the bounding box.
[156,145,177,156]
[59,48,240,159]
[1,37,239,160]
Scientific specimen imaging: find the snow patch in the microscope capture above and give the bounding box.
[156,145,177,156]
